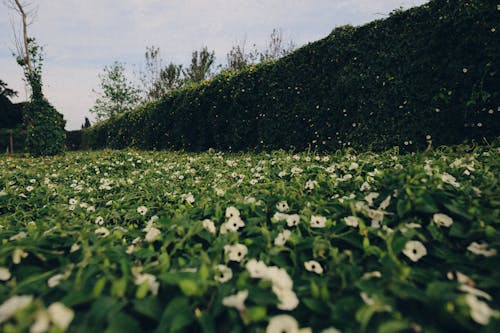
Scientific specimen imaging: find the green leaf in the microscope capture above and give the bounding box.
[105,311,141,333]
[156,297,193,333]
[377,320,411,333]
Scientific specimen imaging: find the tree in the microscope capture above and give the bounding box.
[225,29,295,71]
[137,46,184,100]
[81,117,91,129]
[90,61,141,121]
[151,62,183,98]
[0,79,18,99]
[6,0,65,156]
[183,47,216,83]
[260,28,296,63]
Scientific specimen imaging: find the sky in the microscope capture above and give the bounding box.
[1,0,428,130]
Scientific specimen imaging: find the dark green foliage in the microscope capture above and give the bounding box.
[24,99,66,156]
[0,128,25,153]
[0,97,25,129]
[65,130,82,151]
[82,0,500,152]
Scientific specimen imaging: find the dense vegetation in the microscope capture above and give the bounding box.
[1,143,499,332]
[82,0,499,152]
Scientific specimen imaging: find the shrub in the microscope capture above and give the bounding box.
[24,99,65,156]
[82,0,499,152]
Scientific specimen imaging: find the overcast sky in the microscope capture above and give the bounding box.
[1,0,428,130]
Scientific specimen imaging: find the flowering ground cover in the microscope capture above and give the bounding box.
[0,144,499,332]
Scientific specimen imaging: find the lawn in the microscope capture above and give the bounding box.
[0,144,499,332]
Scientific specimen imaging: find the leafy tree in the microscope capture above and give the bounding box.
[183,47,216,83]
[90,61,141,121]
[0,79,18,99]
[225,29,295,71]
[259,28,295,63]
[7,0,65,156]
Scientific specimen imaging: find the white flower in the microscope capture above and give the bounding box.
[137,206,148,215]
[144,227,161,242]
[202,219,216,234]
[272,285,299,310]
[134,273,159,296]
[214,265,232,283]
[272,212,289,222]
[70,243,80,253]
[185,192,195,204]
[402,240,427,262]
[459,285,492,301]
[9,232,27,241]
[291,167,303,174]
[266,315,299,333]
[432,213,453,227]
[364,192,379,206]
[344,216,359,227]
[30,310,50,333]
[349,162,359,170]
[47,302,74,330]
[0,295,33,324]
[360,182,371,192]
[215,188,225,197]
[225,206,240,219]
[361,271,382,280]
[286,214,300,227]
[321,328,342,333]
[310,215,327,228]
[68,198,77,205]
[304,180,318,191]
[274,230,292,246]
[278,171,287,178]
[467,242,497,257]
[465,294,497,325]
[48,274,64,288]
[224,244,248,262]
[264,266,293,290]
[26,186,34,192]
[95,227,110,238]
[304,260,324,274]
[246,259,268,278]
[222,290,248,311]
[86,205,96,212]
[440,172,460,187]
[95,216,104,225]
[0,267,11,281]
[13,248,28,264]
[379,195,391,210]
[276,201,289,212]
[249,179,258,185]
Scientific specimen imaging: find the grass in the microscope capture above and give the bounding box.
[0,143,499,332]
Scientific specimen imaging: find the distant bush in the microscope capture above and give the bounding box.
[24,99,65,156]
[82,0,499,152]
[65,130,82,151]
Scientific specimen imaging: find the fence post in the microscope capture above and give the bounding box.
[9,129,14,154]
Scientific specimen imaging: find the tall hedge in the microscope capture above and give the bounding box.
[82,0,499,152]
[24,99,65,156]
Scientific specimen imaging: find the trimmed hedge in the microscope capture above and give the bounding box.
[82,0,500,152]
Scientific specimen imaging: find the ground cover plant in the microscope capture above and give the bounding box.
[0,143,499,332]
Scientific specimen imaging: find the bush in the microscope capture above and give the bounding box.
[24,99,65,156]
[82,0,499,152]
[65,130,82,151]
